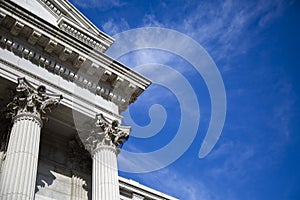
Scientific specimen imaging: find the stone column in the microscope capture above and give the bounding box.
[0,77,62,200]
[83,114,130,200]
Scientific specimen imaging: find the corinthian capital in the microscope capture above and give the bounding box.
[7,77,63,120]
[84,114,130,154]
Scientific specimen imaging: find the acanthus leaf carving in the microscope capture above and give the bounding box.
[83,113,130,154]
[7,77,63,121]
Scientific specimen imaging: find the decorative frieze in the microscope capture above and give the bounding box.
[58,17,109,53]
[10,21,24,36]
[0,34,133,107]
[40,0,62,16]
[44,39,58,53]
[28,31,42,45]
[73,55,86,68]
[59,47,72,61]
[0,3,151,111]
[37,0,115,51]
[59,22,104,52]
[0,35,128,105]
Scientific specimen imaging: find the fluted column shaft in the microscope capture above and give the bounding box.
[83,114,130,200]
[0,113,42,200]
[0,77,62,200]
[92,146,119,200]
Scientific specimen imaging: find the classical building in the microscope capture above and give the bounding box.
[0,0,178,199]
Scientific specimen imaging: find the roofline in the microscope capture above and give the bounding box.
[53,0,115,45]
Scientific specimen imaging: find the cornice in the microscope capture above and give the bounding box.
[37,0,114,52]
[0,34,127,106]
[119,177,179,200]
[0,1,151,112]
[37,0,112,40]
[0,57,122,121]
[57,16,109,53]
[38,0,62,17]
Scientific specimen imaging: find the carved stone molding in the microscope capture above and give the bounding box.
[7,77,63,122]
[58,17,108,52]
[0,0,151,112]
[0,34,135,110]
[39,0,62,16]
[37,0,114,50]
[83,114,130,155]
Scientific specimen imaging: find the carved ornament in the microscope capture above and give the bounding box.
[84,114,130,154]
[7,77,63,121]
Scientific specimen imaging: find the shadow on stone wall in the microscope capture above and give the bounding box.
[35,133,92,199]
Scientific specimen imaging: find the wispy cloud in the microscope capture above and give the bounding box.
[125,167,214,200]
[142,14,164,27]
[160,0,292,63]
[100,0,293,70]
[69,0,298,199]
[71,0,126,10]
[268,78,295,138]
[206,140,255,182]
[102,18,130,35]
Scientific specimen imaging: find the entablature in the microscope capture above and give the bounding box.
[0,0,151,112]
[57,15,110,52]
[10,0,114,52]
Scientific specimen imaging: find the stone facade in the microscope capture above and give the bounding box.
[0,0,178,199]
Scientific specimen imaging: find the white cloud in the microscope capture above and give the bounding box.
[71,0,125,10]
[206,141,256,182]
[102,0,292,66]
[71,0,297,198]
[142,14,164,27]
[268,78,295,138]
[75,0,293,68]
[102,18,130,35]
[131,168,214,200]
[173,0,292,62]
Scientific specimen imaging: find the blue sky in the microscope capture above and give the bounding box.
[70,0,300,199]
